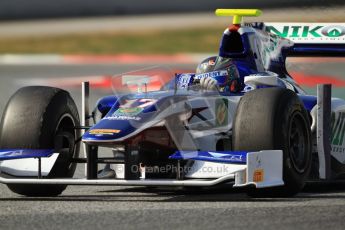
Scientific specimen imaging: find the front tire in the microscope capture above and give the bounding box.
[233,88,312,197]
[0,86,80,196]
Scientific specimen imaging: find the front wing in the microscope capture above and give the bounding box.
[0,149,284,189]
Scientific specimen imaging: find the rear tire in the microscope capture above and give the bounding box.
[0,86,80,196]
[233,88,312,197]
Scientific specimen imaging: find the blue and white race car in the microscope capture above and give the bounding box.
[0,9,345,197]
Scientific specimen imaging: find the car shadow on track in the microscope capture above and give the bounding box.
[1,181,345,202]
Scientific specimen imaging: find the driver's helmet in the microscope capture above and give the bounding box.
[195,56,242,92]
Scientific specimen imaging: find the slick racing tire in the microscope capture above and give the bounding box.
[0,86,80,196]
[233,88,312,197]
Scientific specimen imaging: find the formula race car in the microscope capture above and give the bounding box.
[0,9,345,197]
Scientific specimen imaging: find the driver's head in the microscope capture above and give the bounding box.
[196,56,217,74]
[195,56,242,92]
[196,56,239,77]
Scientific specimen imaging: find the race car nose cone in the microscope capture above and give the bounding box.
[82,119,137,143]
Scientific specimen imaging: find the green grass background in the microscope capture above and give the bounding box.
[0,27,225,54]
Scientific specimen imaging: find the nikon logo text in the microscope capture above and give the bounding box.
[264,23,345,43]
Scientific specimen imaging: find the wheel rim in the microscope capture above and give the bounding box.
[50,114,78,177]
[55,114,76,152]
[288,112,309,174]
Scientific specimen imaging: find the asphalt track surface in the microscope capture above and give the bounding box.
[0,61,345,229]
